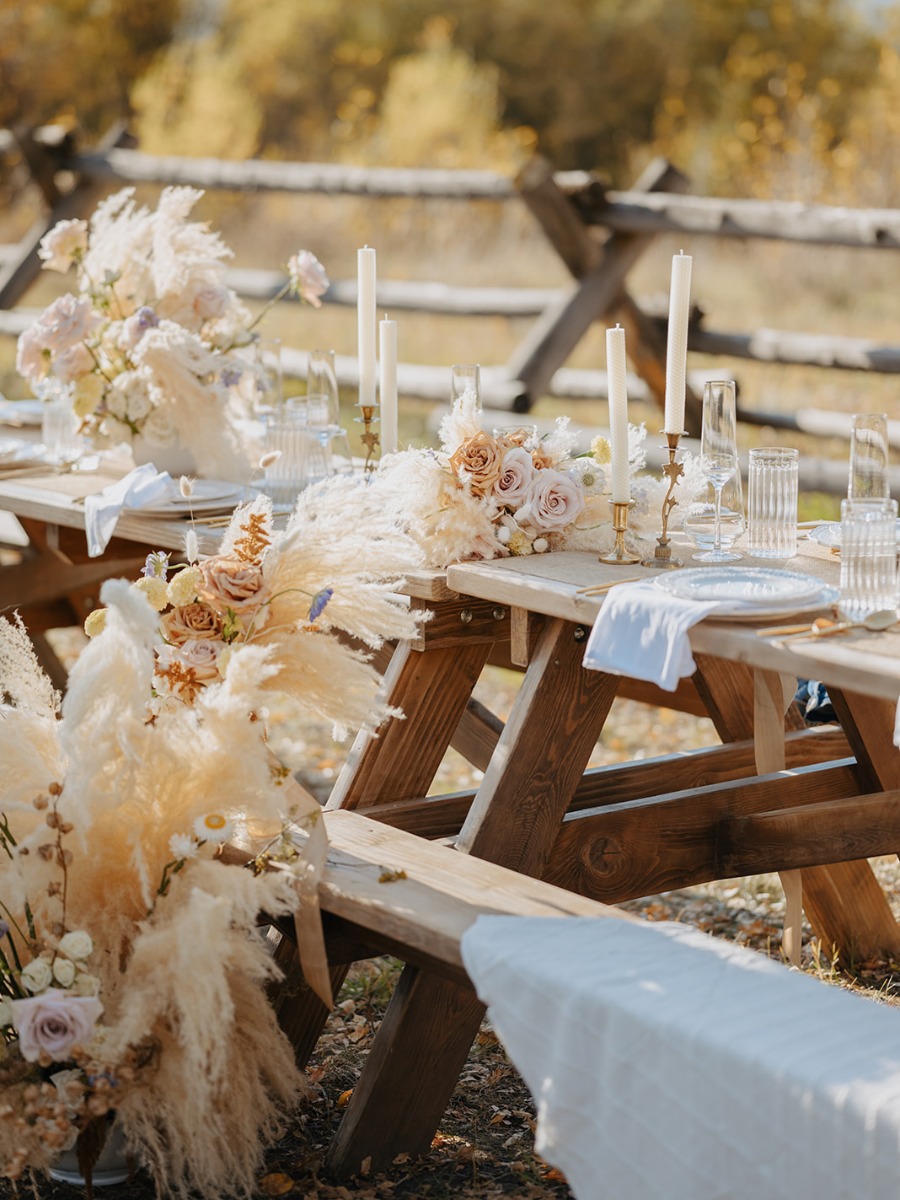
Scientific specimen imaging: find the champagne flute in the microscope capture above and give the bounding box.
[695,380,741,563]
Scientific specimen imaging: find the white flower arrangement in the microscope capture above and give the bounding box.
[369,387,703,567]
[16,188,328,482]
[0,483,423,1195]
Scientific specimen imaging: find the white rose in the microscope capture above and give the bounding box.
[140,405,179,447]
[72,973,101,998]
[58,930,93,962]
[107,370,153,423]
[52,957,76,988]
[21,956,53,994]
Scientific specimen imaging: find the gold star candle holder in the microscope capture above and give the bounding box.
[599,499,640,564]
[642,431,685,569]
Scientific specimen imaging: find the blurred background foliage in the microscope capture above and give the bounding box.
[2,0,898,200]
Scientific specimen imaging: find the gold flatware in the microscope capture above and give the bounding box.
[756,610,899,639]
[575,577,643,596]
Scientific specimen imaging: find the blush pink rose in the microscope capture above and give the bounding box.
[519,469,586,531]
[170,638,222,682]
[11,988,103,1063]
[38,294,101,359]
[493,447,535,507]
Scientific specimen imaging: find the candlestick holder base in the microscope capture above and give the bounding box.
[642,431,685,570]
[354,406,380,474]
[599,500,640,564]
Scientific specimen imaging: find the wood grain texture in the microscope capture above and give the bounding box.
[361,727,851,841]
[449,696,504,773]
[326,638,491,810]
[542,761,860,901]
[724,791,900,875]
[410,595,510,651]
[458,617,620,875]
[829,687,900,791]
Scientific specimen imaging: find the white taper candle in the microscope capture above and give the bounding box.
[379,314,398,455]
[663,250,692,434]
[357,246,377,408]
[606,324,630,503]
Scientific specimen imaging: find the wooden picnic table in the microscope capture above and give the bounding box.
[314,545,900,1174]
[4,456,900,1175]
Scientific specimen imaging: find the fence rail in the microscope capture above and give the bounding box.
[3,124,900,466]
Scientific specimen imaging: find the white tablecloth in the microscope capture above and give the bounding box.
[461,915,900,1200]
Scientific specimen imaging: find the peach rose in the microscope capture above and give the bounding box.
[11,988,103,1063]
[170,638,222,683]
[161,601,223,646]
[200,557,269,621]
[449,432,505,497]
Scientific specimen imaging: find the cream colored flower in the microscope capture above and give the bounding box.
[72,973,101,998]
[83,608,107,638]
[133,575,170,612]
[167,567,203,607]
[193,813,234,844]
[72,374,105,418]
[507,530,534,556]
[21,957,53,994]
[58,930,93,962]
[52,957,76,988]
[590,435,612,465]
[169,832,199,860]
[38,219,88,272]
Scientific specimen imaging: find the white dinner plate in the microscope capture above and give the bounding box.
[125,480,253,516]
[0,399,44,427]
[653,567,839,620]
[807,520,900,552]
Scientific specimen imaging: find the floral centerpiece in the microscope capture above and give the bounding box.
[16,187,328,481]
[0,484,422,1195]
[369,385,702,567]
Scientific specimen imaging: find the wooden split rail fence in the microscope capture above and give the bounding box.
[2,123,900,480]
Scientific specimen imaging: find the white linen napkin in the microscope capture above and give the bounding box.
[84,464,180,557]
[582,580,721,691]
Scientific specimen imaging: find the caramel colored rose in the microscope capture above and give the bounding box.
[160,601,223,646]
[449,432,505,497]
[200,556,270,623]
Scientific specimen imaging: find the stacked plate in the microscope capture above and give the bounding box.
[124,480,254,518]
[808,520,900,552]
[653,567,839,620]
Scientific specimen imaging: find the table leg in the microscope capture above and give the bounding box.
[753,669,804,966]
[328,638,492,809]
[326,619,621,1176]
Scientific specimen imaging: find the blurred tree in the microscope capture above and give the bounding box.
[650,0,880,195]
[0,0,182,135]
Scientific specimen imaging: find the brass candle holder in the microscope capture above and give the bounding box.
[355,405,380,474]
[599,499,640,564]
[642,431,685,569]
